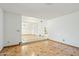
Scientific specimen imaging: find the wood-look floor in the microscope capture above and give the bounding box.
[0,40,79,56]
[22,34,44,43]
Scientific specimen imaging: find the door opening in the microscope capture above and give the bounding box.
[21,16,47,44]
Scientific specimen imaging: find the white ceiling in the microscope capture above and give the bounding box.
[0,3,79,19]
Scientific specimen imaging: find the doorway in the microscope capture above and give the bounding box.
[21,16,47,44]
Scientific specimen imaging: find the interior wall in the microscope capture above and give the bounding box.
[38,20,47,36]
[47,11,79,47]
[22,16,47,40]
[31,23,38,35]
[22,22,38,35]
[0,8,4,51]
[22,16,41,36]
[4,11,21,46]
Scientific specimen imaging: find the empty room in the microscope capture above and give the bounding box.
[0,3,79,56]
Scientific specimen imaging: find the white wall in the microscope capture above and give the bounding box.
[22,16,39,35]
[31,23,38,35]
[22,22,38,35]
[38,20,47,36]
[47,11,79,47]
[0,8,4,51]
[4,11,21,46]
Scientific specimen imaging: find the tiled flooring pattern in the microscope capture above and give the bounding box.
[0,40,79,56]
